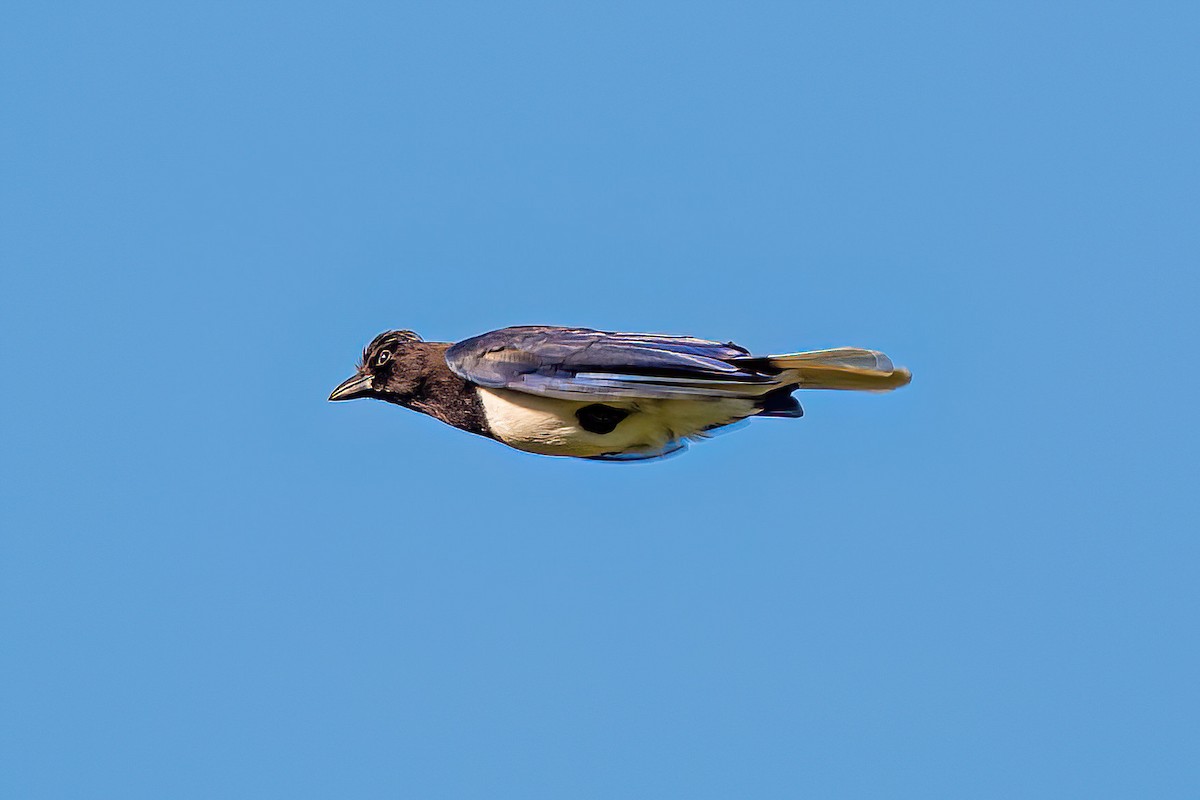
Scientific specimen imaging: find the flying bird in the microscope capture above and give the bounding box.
[329,326,911,460]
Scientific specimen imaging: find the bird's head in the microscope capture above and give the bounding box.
[328,330,426,404]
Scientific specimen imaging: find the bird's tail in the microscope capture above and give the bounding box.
[762,347,911,391]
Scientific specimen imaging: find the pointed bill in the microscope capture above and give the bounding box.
[328,373,374,401]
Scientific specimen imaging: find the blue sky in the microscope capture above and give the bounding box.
[2,2,1197,797]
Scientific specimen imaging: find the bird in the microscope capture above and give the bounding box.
[329,325,911,461]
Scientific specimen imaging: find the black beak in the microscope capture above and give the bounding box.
[329,372,374,402]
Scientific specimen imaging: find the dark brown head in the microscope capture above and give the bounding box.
[328,330,427,404]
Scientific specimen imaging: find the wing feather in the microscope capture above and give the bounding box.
[445,326,778,401]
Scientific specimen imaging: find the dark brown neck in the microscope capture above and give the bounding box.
[404,343,492,438]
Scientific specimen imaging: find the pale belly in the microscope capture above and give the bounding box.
[476,387,757,458]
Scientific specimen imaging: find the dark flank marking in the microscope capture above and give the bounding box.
[575,403,630,434]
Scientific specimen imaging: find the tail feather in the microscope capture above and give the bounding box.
[762,347,911,392]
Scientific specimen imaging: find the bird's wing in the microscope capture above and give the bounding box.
[445,326,779,401]
[584,439,689,461]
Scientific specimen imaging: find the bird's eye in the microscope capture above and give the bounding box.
[376,350,392,366]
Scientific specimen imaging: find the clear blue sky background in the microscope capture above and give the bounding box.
[2,2,1197,798]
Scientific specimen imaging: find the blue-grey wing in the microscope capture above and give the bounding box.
[584,440,689,462]
[445,326,777,401]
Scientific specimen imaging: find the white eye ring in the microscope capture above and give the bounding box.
[376,350,392,366]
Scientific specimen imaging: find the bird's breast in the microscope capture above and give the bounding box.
[474,387,755,458]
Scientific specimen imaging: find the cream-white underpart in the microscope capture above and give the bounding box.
[476,387,760,458]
